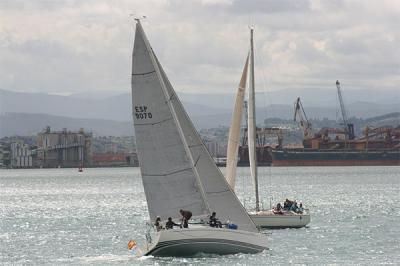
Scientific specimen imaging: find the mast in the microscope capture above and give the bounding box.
[248,28,259,212]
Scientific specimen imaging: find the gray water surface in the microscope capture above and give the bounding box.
[1,167,399,265]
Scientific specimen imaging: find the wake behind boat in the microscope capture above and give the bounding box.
[130,20,267,257]
[226,28,310,229]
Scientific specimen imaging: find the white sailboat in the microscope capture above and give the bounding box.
[226,28,310,229]
[131,20,268,256]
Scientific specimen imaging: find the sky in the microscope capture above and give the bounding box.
[0,0,399,96]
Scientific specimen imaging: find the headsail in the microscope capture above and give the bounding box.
[226,55,249,189]
[131,21,208,221]
[132,21,258,232]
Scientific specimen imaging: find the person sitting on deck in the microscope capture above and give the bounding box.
[273,202,283,214]
[209,212,222,228]
[165,217,180,229]
[290,201,298,212]
[284,198,294,211]
[179,209,192,228]
[154,216,163,231]
[296,203,304,214]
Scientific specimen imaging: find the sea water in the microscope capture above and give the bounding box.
[0,166,399,265]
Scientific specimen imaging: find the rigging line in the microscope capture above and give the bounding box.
[166,92,176,103]
[132,70,156,76]
[193,155,201,167]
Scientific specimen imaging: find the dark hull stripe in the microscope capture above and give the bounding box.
[258,225,306,229]
[145,238,266,256]
[272,159,400,166]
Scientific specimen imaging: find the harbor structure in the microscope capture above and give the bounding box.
[36,127,92,168]
[272,88,400,166]
[0,142,10,167]
[91,152,138,167]
[10,142,33,168]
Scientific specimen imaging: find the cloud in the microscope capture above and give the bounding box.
[0,0,399,98]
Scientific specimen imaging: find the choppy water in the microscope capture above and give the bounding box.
[0,166,399,265]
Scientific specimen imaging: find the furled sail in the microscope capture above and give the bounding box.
[131,22,208,221]
[132,21,258,232]
[226,55,249,189]
[248,28,260,212]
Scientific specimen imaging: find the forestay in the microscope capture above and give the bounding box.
[132,21,258,233]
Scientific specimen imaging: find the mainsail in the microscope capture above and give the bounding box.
[131,22,208,221]
[226,55,249,189]
[132,21,257,232]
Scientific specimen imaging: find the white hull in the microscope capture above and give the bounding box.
[250,210,310,228]
[144,226,268,257]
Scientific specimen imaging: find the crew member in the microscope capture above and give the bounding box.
[154,216,163,231]
[165,217,180,229]
[209,212,222,228]
[179,209,192,228]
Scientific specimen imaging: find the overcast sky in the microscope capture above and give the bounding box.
[0,0,399,96]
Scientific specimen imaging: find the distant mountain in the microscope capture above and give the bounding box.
[1,111,399,138]
[0,89,399,132]
[0,113,133,137]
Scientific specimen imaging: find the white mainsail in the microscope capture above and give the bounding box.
[132,21,258,232]
[225,55,249,189]
[248,28,260,212]
[132,22,208,221]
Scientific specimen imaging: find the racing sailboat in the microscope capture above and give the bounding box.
[131,20,268,256]
[226,28,310,228]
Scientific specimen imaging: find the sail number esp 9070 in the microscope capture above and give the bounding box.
[134,105,152,119]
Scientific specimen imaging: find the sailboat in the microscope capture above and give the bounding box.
[131,20,268,256]
[226,28,310,228]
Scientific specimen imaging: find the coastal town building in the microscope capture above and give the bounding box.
[10,142,33,168]
[36,127,92,168]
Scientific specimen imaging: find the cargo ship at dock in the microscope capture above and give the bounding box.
[271,82,400,166]
[236,81,400,167]
[271,149,400,166]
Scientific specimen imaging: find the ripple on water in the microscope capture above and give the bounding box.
[0,166,399,265]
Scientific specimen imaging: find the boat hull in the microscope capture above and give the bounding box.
[271,149,400,166]
[250,211,310,228]
[144,227,268,257]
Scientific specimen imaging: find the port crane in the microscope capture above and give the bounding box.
[336,80,355,140]
[294,97,313,147]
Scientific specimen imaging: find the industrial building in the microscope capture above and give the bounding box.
[0,142,10,167]
[10,142,33,168]
[36,127,92,168]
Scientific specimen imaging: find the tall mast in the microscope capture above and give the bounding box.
[248,28,259,212]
